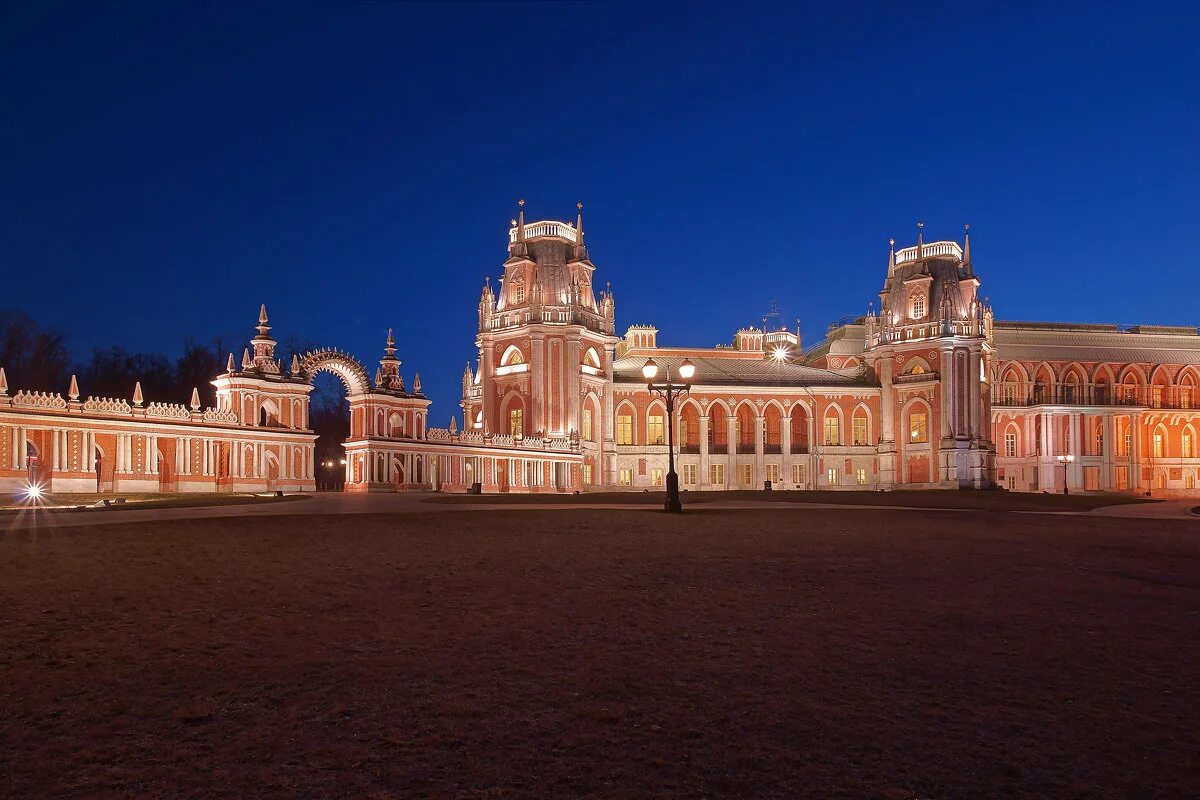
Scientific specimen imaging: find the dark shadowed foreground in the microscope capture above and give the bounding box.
[2,509,1197,799]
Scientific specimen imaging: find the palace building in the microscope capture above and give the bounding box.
[4,205,1199,497]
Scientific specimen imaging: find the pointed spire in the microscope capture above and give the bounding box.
[242,348,252,369]
[190,387,201,410]
[68,374,80,401]
[574,201,586,259]
[916,221,924,259]
[962,223,972,275]
[259,303,268,325]
[0,366,7,395]
[132,381,143,407]
[887,237,896,278]
[516,199,525,240]
[449,416,458,434]
[291,353,300,374]
[385,328,396,359]
[413,373,422,393]
[374,366,382,386]
[227,352,236,373]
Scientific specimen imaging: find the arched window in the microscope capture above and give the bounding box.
[583,348,601,369]
[790,405,809,453]
[582,406,594,441]
[509,407,523,437]
[709,405,729,452]
[823,408,841,446]
[1153,425,1166,458]
[852,408,869,446]
[647,405,665,445]
[912,293,925,319]
[501,346,524,367]
[616,403,635,445]
[908,406,929,443]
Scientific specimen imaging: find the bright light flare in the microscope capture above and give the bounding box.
[25,483,43,500]
[772,346,791,363]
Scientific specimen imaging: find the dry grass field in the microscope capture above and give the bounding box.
[2,507,1197,799]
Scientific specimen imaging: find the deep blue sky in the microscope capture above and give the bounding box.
[3,2,1197,420]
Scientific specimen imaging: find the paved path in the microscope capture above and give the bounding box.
[3,492,1197,532]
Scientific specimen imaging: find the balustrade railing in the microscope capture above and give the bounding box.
[991,384,1195,409]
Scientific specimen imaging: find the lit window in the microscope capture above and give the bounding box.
[1181,388,1192,409]
[710,463,725,486]
[909,362,926,375]
[823,415,841,446]
[1153,432,1165,458]
[765,464,781,484]
[1152,386,1163,408]
[853,415,868,446]
[909,412,928,443]
[651,468,663,486]
[514,283,525,304]
[826,467,839,485]
[616,414,633,445]
[1185,434,1193,459]
[648,414,664,445]
[1187,472,1196,490]
[1123,431,1132,456]
[740,464,752,486]
[1008,475,1017,490]
[1005,431,1017,457]
[582,408,594,441]
[682,464,697,485]
[856,468,867,485]
[619,468,633,486]
[912,294,925,319]
[582,464,593,485]
[792,463,806,486]
[509,408,523,437]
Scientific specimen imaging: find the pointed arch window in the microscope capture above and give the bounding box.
[912,294,925,319]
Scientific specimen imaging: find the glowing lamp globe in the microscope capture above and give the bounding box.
[642,359,659,381]
[678,359,696,381]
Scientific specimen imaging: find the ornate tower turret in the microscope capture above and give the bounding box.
[864,224,994,489]
[376,329,404,392]
[251,305,281,374]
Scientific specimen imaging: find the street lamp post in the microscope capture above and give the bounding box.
[1056,453,1075,495]
[642,357,695,513]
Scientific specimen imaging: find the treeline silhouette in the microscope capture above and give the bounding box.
[1,310,349,481]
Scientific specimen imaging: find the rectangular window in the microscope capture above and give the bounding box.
[1084,466,1100,491]
[619,468,633,486]
[647,415,664,445]
[855,468,867,485]
[739,464,752,487]
[1007,475,1017,490]
[765,464,781,484]
[1004,431,1017,457]
[514,284,525,304]
[853,417,868,446]
[1116,466,1129,490]
[1153,433,1164,458]
[909,412,928,443]
[509,408,523,437]
[1123,431,1132,457]
[682,464,697,485]
[1182,389,1192,409]
[710,463,725,486]
[823,417,840,446]
[650,468,663,486]
[582,464,593,485]
[582,408,594,441]
[1184,434,1193,459]
[1186,472,1196,490]
[678,418,688,446]
[827,467,839,485]
[792,463,806,486]
[616,414,633,445]
[1152,386,1163,408]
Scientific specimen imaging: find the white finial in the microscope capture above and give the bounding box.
[291,353,300,374]
[0,366,7,395]
[413,373,422,393]
[132,381,144,406]
[190,387,201,410]
[69,374,80,400]
[227,352,236,373]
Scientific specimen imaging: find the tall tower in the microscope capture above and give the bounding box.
[470,202,618,482]
[864,224,995,488]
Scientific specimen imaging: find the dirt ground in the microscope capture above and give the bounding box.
[2,508,1197,799]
